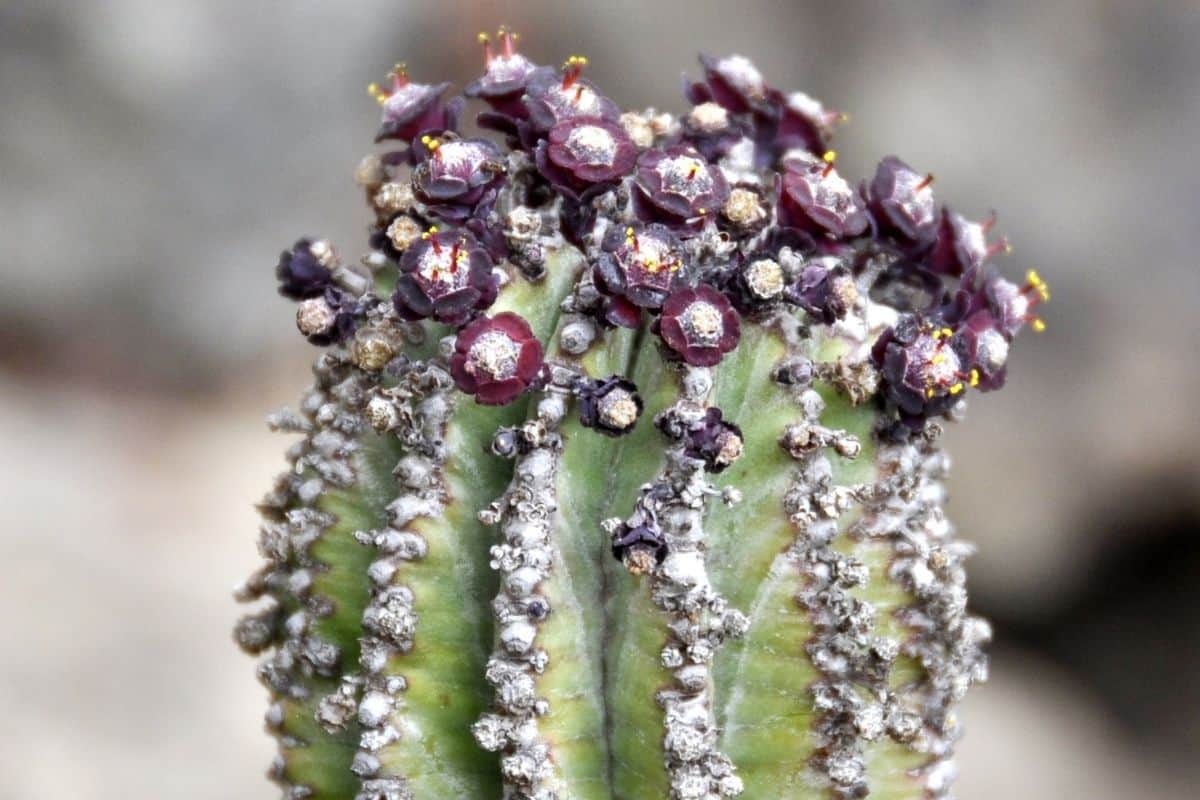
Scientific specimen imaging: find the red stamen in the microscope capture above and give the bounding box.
[822,161,835,178]
[430,235,442,256]
[915,173,935,192]
[981,211,998,233]
[499,28,516,59]
[390,64,409,90]
[449,243,460,273]
[687,165,699,181]
[986,238,1009,259]
[478,34,494,65]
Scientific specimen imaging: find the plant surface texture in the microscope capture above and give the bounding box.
[236,32,1047,800]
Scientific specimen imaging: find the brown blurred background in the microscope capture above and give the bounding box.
[1,1,1197,797]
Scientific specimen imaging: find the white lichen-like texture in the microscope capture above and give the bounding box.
[472,393,569,798]
[608,365,750,800]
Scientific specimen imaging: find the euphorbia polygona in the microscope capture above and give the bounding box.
[238,34,1046,800]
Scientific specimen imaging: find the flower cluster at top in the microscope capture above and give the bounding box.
[274,29,1046,439]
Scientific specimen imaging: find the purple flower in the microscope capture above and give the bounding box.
[522,57,619,135]
[412,137,505,222]
[535,116,637,199]
[276,238,334,300]
[777,152,868,239]
[656,284,741,367]
[784,262,859,324]
[686,54,770,115]
[449,312,545,406]
[864,156,938,246]
[927,208,1006,277]
[576,375,644,436]
[392,229,498,326]
[371,65,462,143]
[634,144,730,225]
[764,89,842,157]
[465,29,543,120]
[951,311,1009,391]
[945,267,1049,339]
[295,287,358,347]
[871,315,970,417]
[594,223,689,311]
[683,408,744,473]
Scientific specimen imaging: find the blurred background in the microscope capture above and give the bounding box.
[1,1,1197,797]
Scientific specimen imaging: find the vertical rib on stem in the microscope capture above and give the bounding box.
[473,393,569,796]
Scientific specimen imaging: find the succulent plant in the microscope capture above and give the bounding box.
[237,32,1047,800]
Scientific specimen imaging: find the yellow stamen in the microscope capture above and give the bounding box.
[564,55,589,69]
[926,388,935,398]
[477,31,490,43]
[949,383,964,395]
[822,149,837,164]
[931,354,946,366]
[1032,318,1046,333]
[969,369,980,387]
[367,83,387,105]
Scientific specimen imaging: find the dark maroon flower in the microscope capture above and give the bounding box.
[392,229,498,326]
[295,287,359,346]
[465,29,544,120]
[656,284,741,367]
[871,315,970,417]
[985,270,1049,338]
[412,137,505,222]
[611,520,667,571]
[535,117,637,198]
[449,312,544,405]
[594,224,689,310]
[927,208,1006,277]
[683,407,744,473]
[522,57,620,134]
[634,145,730,224]
[944,267,1049,339]
[371,65,462,143]
[276,238,334,300]
[784,262,859,324]
[764,88,843,157]
[951,311,1009,392]
[577,375,644,436]
[777,151,868,239]
[864,156,938,246]
[600,295,641,330]
[686,54,771,115]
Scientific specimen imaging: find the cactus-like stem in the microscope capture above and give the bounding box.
[241,38,1042,800]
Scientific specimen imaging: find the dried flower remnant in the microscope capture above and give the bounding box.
[244,36,1043,800]
[576,375,644,436]
[277,238,335,300]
